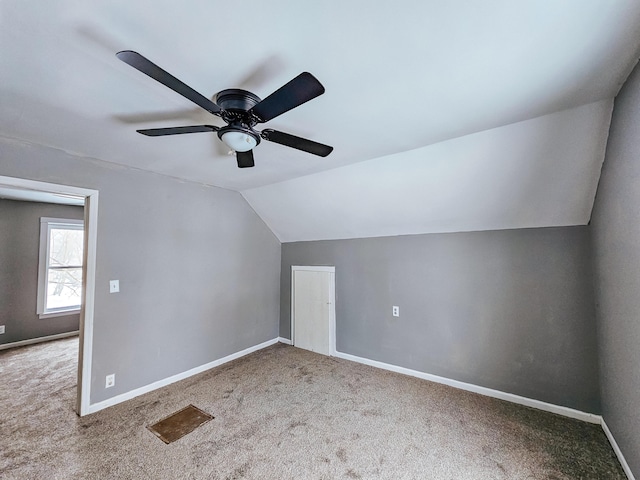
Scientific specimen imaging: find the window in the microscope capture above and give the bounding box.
[37,217,84,318]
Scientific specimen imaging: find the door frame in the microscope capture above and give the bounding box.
[0,175,99,416]
[291,265,336,356]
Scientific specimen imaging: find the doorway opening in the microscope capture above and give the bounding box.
[291,266,336,356]
[0,175,98,416]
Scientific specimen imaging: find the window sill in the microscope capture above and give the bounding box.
[39,308,81,319]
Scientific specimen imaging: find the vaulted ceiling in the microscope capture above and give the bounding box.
[2,1,640,241]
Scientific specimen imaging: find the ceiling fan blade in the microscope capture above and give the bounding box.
[116,50,222,116]
[236,150,255,168]
[249,72,325,123]
[261,129,333,157]
[137,125,219,136]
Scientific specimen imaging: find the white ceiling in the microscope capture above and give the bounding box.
[1,1,640,240]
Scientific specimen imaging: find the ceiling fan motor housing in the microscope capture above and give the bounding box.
[215,89,261,115]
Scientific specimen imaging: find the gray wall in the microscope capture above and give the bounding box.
[0,136,281,404]
[590,60,640,477]
[282,227,600,413]
[0,199,84,345]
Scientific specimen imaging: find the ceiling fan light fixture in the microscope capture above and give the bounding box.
[220,130,259,152]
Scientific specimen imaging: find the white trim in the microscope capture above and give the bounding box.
[291,270,295,348]
[39,217,83,225]
[0,331,79,351]
[86,338,279,415]
[328,271,336,356]
[291,265,336,273]
[602,418,636,480]
[0,175,98,417]
[37,217,84,318]
[78,191,98,416]
[0,176,96,198]
[290,266,336,356]
[278,337,292,345]
[38,309,82,319]
[333,350,601,424]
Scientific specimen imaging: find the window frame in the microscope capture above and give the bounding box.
[37,217,84,318]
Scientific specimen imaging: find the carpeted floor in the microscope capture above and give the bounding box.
[0,337,626,479]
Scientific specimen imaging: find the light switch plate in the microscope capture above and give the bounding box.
[0,325,5,334]
[109,280,119,293]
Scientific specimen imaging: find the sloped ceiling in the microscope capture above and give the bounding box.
[244,100,612,241]
[1,1,640,241]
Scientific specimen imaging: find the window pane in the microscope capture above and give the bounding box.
[49,227,83,267]
[46,267,82,310]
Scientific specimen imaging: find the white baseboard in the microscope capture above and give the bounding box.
[333,350,601,424]
[602,418,636,480]
[278,337,292,345]
[87,337,279,415]
[0,331,79,351]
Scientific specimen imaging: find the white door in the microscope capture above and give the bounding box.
[292,267,334,355]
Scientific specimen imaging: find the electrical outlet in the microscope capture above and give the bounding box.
[392,306,400,317]
[105,374,115,388]
[0,325,5,334]
[109,280,119,293]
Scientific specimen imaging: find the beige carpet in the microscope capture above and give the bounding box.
[0,337,626,479]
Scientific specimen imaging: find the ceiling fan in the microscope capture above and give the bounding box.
[116,50,333,168]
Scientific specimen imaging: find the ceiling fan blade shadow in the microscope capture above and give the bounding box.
[116,50,221,116]
[235,55,286,92]
[76,23,125,54]
[113,108,202,124]
[261,129,333,157]
[249,72,325,123]
[236,150,255,168]
[137,125,219,136]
